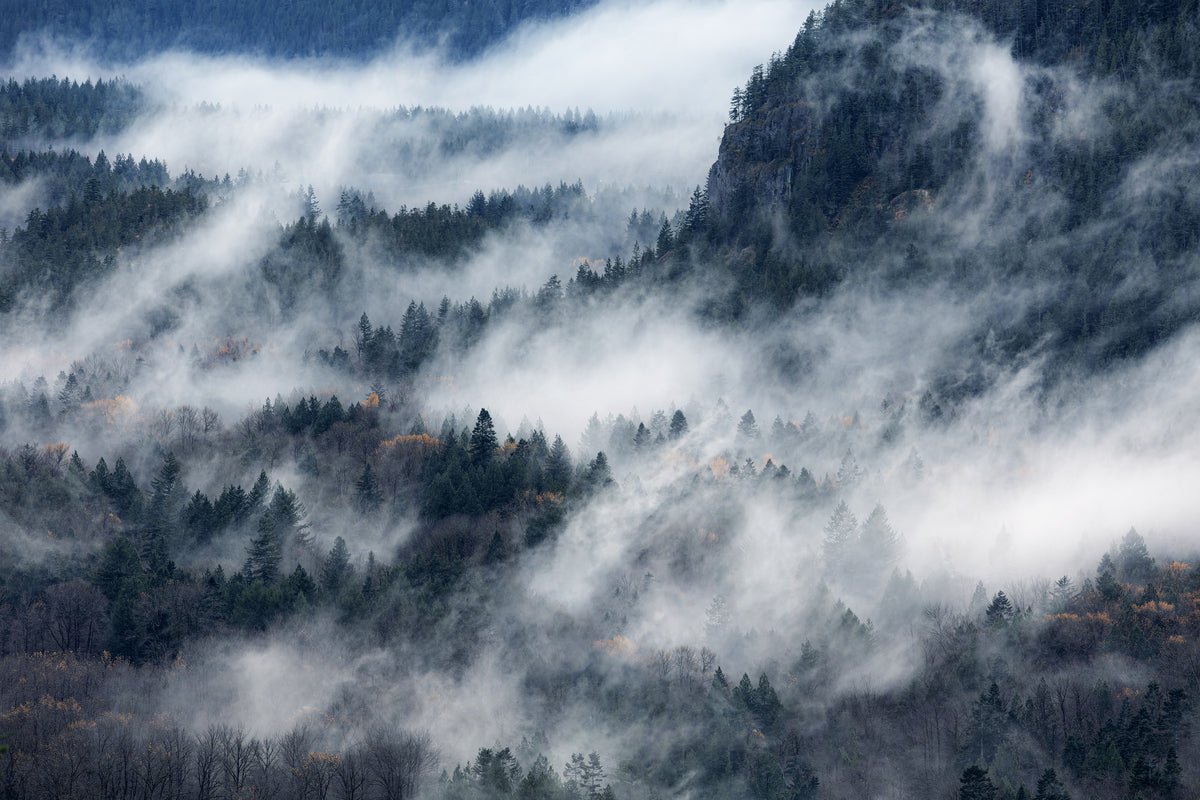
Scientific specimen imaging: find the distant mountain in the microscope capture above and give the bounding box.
[0,0,598,62]
[700,0,1200,379]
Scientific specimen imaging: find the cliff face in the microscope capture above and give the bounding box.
[705,101,819,226]
[701,10,964,264]
[698,0,1200,373]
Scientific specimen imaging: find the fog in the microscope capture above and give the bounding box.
[4,0,820,211]
[2,0,1198,792]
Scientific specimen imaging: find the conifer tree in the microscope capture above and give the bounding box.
[470,408,498,465]
[245,517,282,583]
[669,409,688,439]
[355,463,383,514]
[736,409,760,441]
[321,536,353,595]
[584,451,613,490]
[544,435,572,493]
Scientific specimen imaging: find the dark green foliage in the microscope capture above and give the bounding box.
[0,391,1198,799]
[93,537,143,601]
[985,591,1014,626]
[355,463,383,515]
[960,765,997,800]
[259,216,342,317]
[543,435,572,494]
[1096,570,1122,602]
[668,410,688,439]
[247,470,271,510]
[321,536,354,596]
[142,452,184,574]
[472,746,522,795]
[516,754,562,800]
[583,451,613,491]
[99,457,143,523]
[399,301,439,374]
[184,489,217,542]
[1033,768,1069,800]
[524,503,565,549]
[244,518,283,584]
[0,182,206,312]
[337,181,587,272]
[469,409,498,465]
[0,0,600,62]
[286,564,316,604]
[703,0,1200,374]
[1117,528,1156,584]
[0,77,145,142]
[3,5,1200,792]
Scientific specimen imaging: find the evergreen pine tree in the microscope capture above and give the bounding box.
[355,463,383,514]
[470,408,498,465]
[544,434,572,494]
[669,409,688,439]
[245,517,282,583]
[320,536,353,595]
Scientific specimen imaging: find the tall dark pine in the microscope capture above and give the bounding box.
[245,518,282,583]
[584,452,613,490]
[470,409,498,465]
[985,592,1014,626]
[248,470,271,510]
[544,435,572,494]
[357,312,372,356]
[321,536,353,595]
[268,484,311,553]
[669,410,688,439]
[355,464,383,514]
[143,452,183,574]
[1116,528,1155,583]
[1033,769,1070,800]
[959,766,997,800]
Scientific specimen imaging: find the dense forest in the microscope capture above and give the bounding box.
[2,0,1200,798]
[700,0,1200,381]
[0,0,599,62]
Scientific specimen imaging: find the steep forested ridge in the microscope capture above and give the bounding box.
[1,0,1199,799]
[699,0,1200,380]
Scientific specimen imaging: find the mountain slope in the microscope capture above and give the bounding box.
[702,0,1200,379]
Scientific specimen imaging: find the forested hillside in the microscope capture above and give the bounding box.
[0,0,599,62]
[698,0,1200,382]
[1,0,1199,799]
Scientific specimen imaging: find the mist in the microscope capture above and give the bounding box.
[2,1,1199,798]
[3,0,821,212]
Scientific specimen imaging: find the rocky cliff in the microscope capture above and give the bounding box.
[697,0,1200,373]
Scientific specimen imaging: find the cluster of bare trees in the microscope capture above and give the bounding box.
[1,714,436,800]
[151,405,220,452]
[646,644,717,690]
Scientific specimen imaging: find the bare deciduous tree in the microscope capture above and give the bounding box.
[202,406,220,438]
[177,404,200,451]
[364,727,437,800]
[44,579,108,654]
